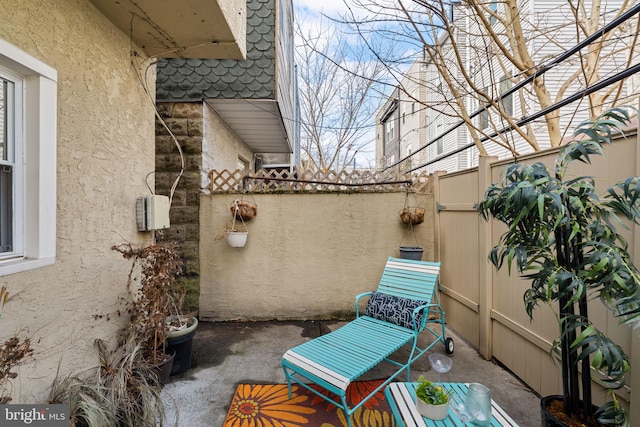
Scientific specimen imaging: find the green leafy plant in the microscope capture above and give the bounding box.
[415,376,450,405]
[477,107,640,426]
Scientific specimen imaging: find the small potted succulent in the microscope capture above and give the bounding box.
[415,376,450,420]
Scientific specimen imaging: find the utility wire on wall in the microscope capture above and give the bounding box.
[129,14,185,208]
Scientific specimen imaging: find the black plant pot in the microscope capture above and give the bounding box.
[541,395,601,427]
[399,246,424,260]
[541,396,567,427]
[151,348,175,386]
[167,330,196,375]
[167,317,198,375]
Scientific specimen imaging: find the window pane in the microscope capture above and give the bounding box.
[0,76,13,254]
[478,93,489,129]
[0,165,12,253]
[500,75,513,117]
[489,1,498,25]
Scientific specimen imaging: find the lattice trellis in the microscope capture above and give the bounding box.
[207,169,433,193]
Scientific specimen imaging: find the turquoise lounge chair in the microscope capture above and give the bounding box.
[282,256,453,427]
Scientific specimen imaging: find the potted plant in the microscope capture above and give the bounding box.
[477,107,640,426]
[398,194,425,260]
[165,283,198,375]
[217,199,256,248]
[112,242,183,384]
[47,337,165,427]
[398,219,423,260]
[230,199,257,221]
[415,376,450,420]
[224,222,249,248]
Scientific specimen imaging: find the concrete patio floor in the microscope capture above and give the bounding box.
[160,320,542,426]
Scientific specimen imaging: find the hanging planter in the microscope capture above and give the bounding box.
[226,230,248,248]
[398,191,424,260]
[218,199,254,248]
[230,199,257,221]
[399,207,425,225]
[398,246,424,260]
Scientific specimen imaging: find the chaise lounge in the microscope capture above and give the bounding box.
[281,256,453,426]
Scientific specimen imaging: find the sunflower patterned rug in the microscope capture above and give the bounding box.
[223,379,397,427]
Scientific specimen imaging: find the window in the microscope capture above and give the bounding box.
[0,38,57,275]
[238,156,249,171]
[488,1,498,26]
[478,89,489,130]
[499,74,513,117]
[0,75,16,255]
[385,119,395,141]
[435,121,444,155]
[412,90,417,114]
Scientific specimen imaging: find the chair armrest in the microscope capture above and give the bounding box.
[355,292,373,317]
[412,303,443,330]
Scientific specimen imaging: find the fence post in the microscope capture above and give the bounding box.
[431,171,445,262]
[477,156,498,359]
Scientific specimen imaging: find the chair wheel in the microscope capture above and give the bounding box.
[445,337,454,355]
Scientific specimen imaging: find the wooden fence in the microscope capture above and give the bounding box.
[434,133,639,421]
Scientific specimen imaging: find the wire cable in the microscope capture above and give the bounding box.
[401,61,640,175]
[382,1,640,171]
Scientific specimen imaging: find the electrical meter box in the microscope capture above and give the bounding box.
[136,195,170,231]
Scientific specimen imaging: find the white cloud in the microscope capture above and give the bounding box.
[294,0,348,18]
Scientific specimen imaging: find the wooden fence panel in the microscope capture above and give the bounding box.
[434,134,639,420]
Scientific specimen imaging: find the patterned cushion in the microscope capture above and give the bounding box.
[363,292,428,329]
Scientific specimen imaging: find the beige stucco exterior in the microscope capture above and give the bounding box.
[88,0,247,59]
[0,0,155,402]
[202,102,255,183]
[199,192,435,321]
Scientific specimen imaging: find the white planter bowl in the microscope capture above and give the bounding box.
[226,231,248,247]
[416,399,449,420]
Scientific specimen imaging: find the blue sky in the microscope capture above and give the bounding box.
[292,0,423,168]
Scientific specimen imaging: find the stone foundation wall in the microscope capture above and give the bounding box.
[156,102,203,312]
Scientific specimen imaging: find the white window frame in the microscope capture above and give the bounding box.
[0,38,57,275]
[0,68,22,258]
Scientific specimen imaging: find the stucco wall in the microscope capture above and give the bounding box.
[202,102,254,179]
[0,0,154,402]
[199,192,435,321]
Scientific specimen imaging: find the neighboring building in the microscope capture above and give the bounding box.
[154,0,299,310]
[377,1,634,174]
[0,0,245,403]
[376,60,428,172]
